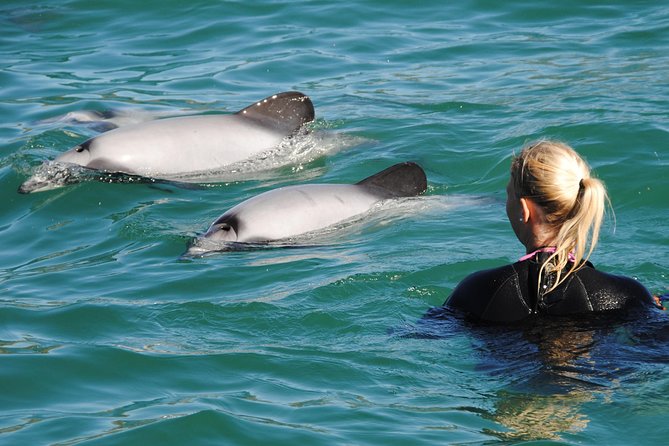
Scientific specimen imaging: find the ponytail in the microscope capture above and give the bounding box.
[542,176,609,293]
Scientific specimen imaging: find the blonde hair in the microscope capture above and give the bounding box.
[511,140,609,294]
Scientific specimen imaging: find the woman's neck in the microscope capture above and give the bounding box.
[524,223,556,254]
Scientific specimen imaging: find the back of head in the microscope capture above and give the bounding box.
[511,140,609,292]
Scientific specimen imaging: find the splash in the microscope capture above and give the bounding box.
[17,161,178,194]
[17,161,86,194]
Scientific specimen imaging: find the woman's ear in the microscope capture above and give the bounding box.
[521,197,546,224]
[519,197,531,223]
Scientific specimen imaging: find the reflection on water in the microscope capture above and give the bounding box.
[417,306,668,441]
[483,389,593,441]
[482,321,602,441]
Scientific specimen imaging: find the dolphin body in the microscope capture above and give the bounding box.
[18,91,315,193]
[186,162,427,255]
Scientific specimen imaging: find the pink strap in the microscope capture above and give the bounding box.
[518,247,576,262]
[519,247,557,262]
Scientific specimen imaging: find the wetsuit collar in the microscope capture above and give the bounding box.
[519,246,576,262]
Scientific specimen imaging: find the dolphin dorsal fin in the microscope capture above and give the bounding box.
[236,91,315,134]
[356,162,427,198]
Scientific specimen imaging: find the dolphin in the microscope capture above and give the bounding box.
[186,162,427,255]
[38,108,175,132]
[18,91,315,193]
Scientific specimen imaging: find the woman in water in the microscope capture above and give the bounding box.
[446,140,659,322]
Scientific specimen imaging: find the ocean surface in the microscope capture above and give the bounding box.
[1,1,668,444]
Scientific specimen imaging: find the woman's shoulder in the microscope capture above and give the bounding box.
[446,262,531,321]
[457,263,520,289]
[572,264,655,310]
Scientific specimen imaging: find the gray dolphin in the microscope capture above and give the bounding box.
[18,91,314,193]
[38,108,175,132]
[186,162,427,255]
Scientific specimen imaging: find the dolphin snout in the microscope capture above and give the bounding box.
[18,178,54,194]
[180,236,228,258]
[181,244,209,259]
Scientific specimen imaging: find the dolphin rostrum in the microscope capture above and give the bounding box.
[18,91,315,193]
[186,162,427,255]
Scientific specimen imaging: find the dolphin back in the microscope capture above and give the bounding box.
[235,91,315,134]
[356,162,427,198]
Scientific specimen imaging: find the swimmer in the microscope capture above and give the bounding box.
[445,140,659,322]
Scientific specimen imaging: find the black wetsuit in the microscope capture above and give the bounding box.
[445,252,655,323]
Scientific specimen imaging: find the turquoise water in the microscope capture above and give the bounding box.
[2,1,668,444]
